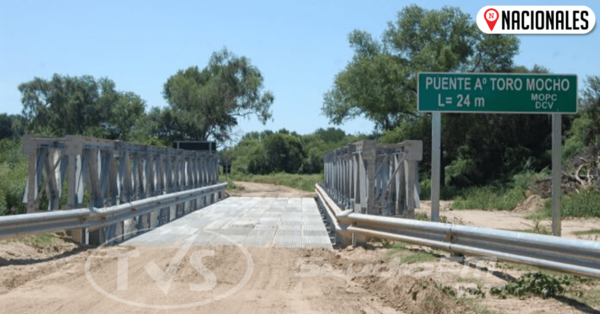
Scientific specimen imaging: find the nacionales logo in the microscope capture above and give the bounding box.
[477,6,596,34]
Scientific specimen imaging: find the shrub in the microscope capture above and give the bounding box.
[452,185,526,210]
[0,139,28,215]
[531,188,600,219]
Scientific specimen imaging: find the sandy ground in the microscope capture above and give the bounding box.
[417,199,600,241]
[0,242,463,314]
[1,238,597,314]
[227,181,316,198]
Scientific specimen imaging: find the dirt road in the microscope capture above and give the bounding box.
[226,181,316,198]
[0,242,472,314]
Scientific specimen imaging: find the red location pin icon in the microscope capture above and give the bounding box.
[484,8,499,31]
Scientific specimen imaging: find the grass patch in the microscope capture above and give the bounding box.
[450,171,547,211]
[385,242,439,264]
[424,295,445,308]
[415,212,448,223]
[20,233,57,246]
[436,283,503,314]
[527,189,600,219]
[456,298,504,314]
[226,172,323,192]
[496,262,599,287]
[496,261,542,272]
[415,212,429,221]
[491,272,571,299]
[222,178,243,190]
[574,229,600,236]
[513,220,552,235]
[451,185,526,211]
[456,276,484,285]
[517,228,552,235]
[525,209,548,221]
[419,177,458,200]
[2,233,62,247]
[573,288,600,307]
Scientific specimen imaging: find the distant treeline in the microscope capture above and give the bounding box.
[223,128,370,175]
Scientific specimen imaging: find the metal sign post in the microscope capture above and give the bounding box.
[552,114,562,236]
[418,73,577,236]
[431,112,441,222]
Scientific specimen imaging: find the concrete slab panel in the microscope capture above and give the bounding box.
[122,197,332,249]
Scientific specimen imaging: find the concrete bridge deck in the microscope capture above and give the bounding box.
[123,197,333,249]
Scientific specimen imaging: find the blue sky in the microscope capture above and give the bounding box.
[1,0,599,140]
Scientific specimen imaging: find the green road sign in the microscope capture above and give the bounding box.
[417,73,577,114]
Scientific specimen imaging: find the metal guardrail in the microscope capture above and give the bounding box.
[0,183,227,243]
[316,184,600,279]
[323,140,422,218]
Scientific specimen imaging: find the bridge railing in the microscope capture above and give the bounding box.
[16,135,222,244]
[0,183,226,244]
[322,140,422,218]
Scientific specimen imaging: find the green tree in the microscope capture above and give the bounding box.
[564,76,600,160]
[227,127,370,175]
[313,127,346,143]
[161,48,274,143]
[0,114,25,140]
[18,74,146,140]
[231,137,264,174]
[322,5,519,131]
[581,76,600,148]
[103,92,146,140]
[248,132,306,174]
